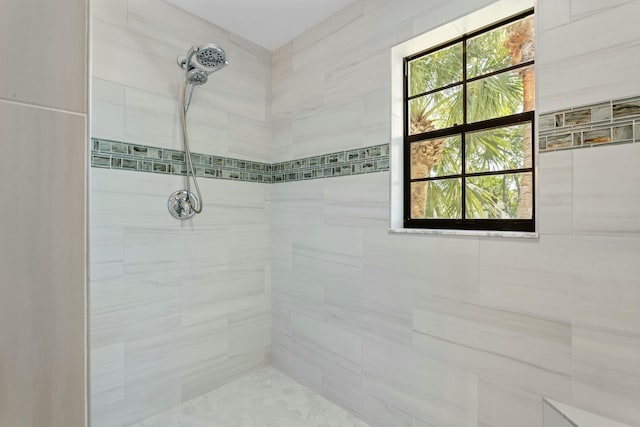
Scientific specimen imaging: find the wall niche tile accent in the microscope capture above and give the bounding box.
[90,138,390,184]
[539,95,640,153]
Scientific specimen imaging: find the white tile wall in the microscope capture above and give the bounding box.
[89,1,640,427]
[89,0,272,425]
[270,1,640,427]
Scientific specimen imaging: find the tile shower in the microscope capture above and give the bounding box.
[90,1,640,427]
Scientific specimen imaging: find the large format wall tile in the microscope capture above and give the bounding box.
[269,2,640,427]
[0,102,86,427]
[0,0,86,111]
[573,143,640,235]
[572,324,640,425]
[90,165,271,426]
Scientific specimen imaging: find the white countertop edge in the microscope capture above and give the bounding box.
[544,399,632,427]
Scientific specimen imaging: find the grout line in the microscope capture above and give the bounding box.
[0,97,87,117]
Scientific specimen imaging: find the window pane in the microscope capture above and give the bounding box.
[411,179,462,219]
[465,123,532,173]
[467,15,534,79]
[409,42,463,96]
[409,85,463,135]
[411,135,462,179]
[465,172,533,219]
[467,66,534,123]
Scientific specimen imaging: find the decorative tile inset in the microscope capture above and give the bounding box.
[90,138,390,184]
[539,95,640,153]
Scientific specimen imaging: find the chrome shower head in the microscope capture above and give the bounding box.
[195,44,227,71]
[186,69,208,86]
[178,44,228,77]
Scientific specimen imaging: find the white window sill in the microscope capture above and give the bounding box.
[388,228,539,239]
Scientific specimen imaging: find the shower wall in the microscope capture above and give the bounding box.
[0,0,87,426]
[90,1,272,426]
[270,1,640,427]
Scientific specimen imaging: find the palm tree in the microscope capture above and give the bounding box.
[408,15,534,220]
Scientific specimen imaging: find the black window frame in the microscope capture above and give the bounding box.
[403,9,536,232]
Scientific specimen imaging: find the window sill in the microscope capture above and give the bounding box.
[388,228,539,239]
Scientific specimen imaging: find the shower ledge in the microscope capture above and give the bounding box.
[544,399,631,427]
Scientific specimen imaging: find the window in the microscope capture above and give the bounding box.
[403,10,535,232]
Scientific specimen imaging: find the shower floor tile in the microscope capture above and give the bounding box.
[127,367,372,427]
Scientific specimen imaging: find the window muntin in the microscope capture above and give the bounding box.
[404,10,535,232]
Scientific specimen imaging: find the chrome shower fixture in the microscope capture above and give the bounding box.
[177,44,228,113]
[178,44,229,78]
[168,44,228,221]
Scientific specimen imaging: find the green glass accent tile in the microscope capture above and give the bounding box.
[573,133,583,147]
[153,162,168,173]
[347,150,360,161]
[93,154,111,168]
[583,128,612,145]
[89,138,390,183]
[211,156,224,166]
[98,140,111,152]
[130,145,148,156]
[147,148,161,159]
[539,114,555,131]
[613,124,633,142]
[565,109,591,126]
[377,159,389,170]
[122,159,138,170]
[591,104,611,122]
[539,137,547,151]
[111,143,127,154]
[613,97,640,119]
[547,134,572,150]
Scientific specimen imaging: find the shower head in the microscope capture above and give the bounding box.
[186,69,208,86]
[178,44,228,112]
[178,44,228,77]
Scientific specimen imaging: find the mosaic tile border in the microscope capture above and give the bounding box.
[539,95,640,152]
[90,139,389,184]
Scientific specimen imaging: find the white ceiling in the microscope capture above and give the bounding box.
[166,0,357,51]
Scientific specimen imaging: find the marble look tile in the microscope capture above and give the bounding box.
[413,298,572,377]
[92,0,127,28]
[127,0,229,53]
[91,343,125,397]
[291,99,364,159]
[322,372,413,427]
[570,0,635,19]
[180,352,268,402]
[272,341,324,393]
[537,1,640,112]
[537,0,571,31]
[572,325,640,425]
[363,229,480,303]
[413,330,572,401]
[132,368,372,427]
[478,235,640,334]
[290,313,363,366]
[92,78,126,141]
[0,102,86,427]
[573,143,640,235]
[362,337,478,427]
[227,113,271,162]
[0,0,86,111]
[478,379,542,427]
[538,150,573,235]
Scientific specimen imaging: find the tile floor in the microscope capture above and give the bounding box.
[128,367,372,427]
